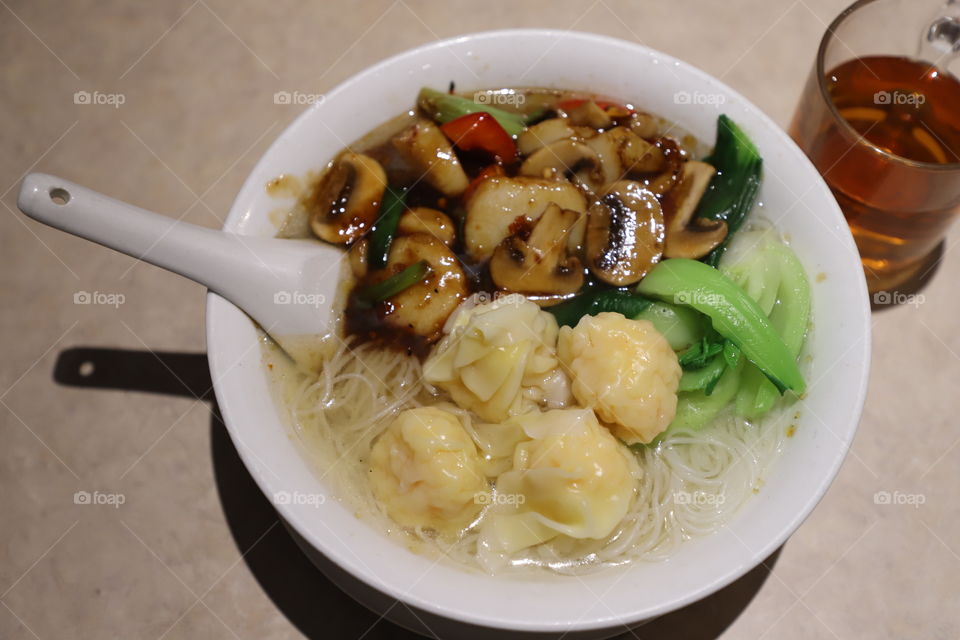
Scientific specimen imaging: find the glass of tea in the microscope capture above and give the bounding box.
[790,0,960,293]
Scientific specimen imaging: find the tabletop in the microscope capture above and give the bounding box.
[2,1,957,638]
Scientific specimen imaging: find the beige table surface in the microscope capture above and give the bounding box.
[2,1,957,638]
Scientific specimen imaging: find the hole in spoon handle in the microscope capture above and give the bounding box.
[50,187,71,205]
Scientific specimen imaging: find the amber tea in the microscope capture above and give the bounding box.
[791,54,960,291]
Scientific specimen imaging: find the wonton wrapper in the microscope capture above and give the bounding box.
[423,296,571,422]
[463,416,530,478]
[478,409,639,563]
[369,406,488,536]
[558,312,681,444]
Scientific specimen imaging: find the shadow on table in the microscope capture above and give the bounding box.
[54,347,782,640]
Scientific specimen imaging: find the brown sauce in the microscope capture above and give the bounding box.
[285,88,701,355]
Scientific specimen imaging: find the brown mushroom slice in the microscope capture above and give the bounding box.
[519,139,600,181]
[628,112,659,139]
[377,234,468,343]
[566,210,587,254]
[490,204,584,296]
[617,129,665,174]
[645,169,680,196]
[309,152,387,244]
[392,118,469,197]
[396,207,456,246]
[585,180,665,286]
[349,238,369,280]
[583,130,622,189]
[566,100,612,129]
[464,175,587,261]
[517,118,576,156]
[663,161,728,259]
[583,127,665,190]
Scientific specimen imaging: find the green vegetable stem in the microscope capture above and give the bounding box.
[355,260,431,307]
[635,258,805,395]
[368,188,407,270]
[546,289,653,328]
[631,301,708,351]
[722,235,811,418]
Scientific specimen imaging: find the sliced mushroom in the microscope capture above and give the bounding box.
[566,100,612,129]
[490,204,584,296]
[583,127,665,191]
[396,207,456,246]
[617,129,665,174]
[517,118,576,156]
[349,238,369,279]
[645,170,680,196]
[628,112,659,139]
[642,136,686,196]
[585,180,665,286]
[392,118,469,197]
[308,152,387,244]
[519,139,600,181]
[566,210,587,254]
[663,161,728,259]
[375,234,468,342]
[464,175,587,261]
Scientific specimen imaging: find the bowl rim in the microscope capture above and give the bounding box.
[206,28,872,631]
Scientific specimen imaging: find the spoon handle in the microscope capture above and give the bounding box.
[17,173,339,341]
[19,172,275,284]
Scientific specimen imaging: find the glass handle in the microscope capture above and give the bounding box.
[919,0,960,64]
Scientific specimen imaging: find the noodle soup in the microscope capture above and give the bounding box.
[263,87,809,574]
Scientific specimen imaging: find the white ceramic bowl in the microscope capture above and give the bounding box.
[206,29,871,637]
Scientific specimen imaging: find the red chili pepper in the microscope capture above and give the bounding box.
[440,112,517,162]
[463,164,505,202]
[557,98,634,117]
